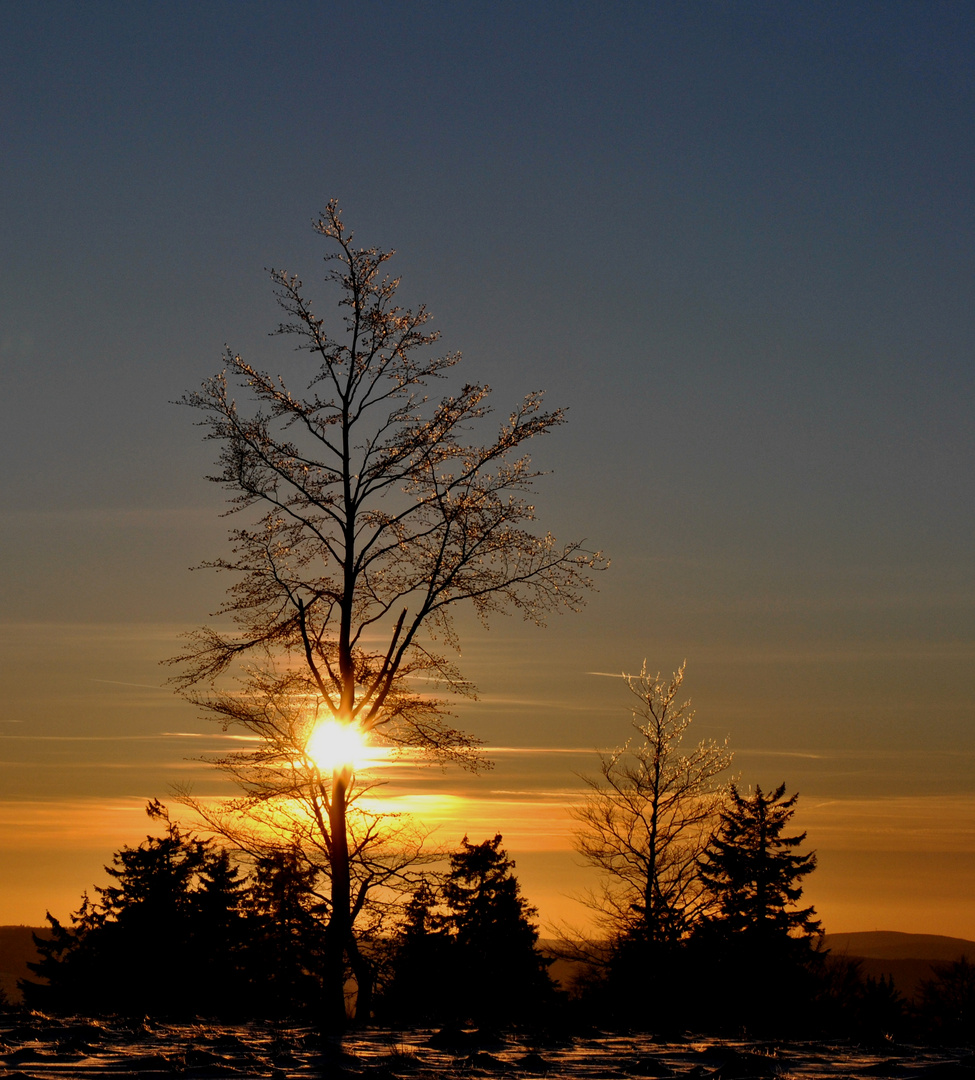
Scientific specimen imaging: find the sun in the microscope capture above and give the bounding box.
[305,719,369,773]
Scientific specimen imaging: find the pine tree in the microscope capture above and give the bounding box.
[442,835,553,1024]
[379,879,452,1023]
[22,805,251,1017]
[245,848,327,1015]
[21,910,91,1013]
[692,783,822,1032]
[191,847,250,1013]
[918,958,975,1042]
[381,836,554,1026]
[698,783,820,942]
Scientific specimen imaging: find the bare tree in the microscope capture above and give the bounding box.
[176,688,432,1023]
[573,662,732,947]
[169,201,602,1028]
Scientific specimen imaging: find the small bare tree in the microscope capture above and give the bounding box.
[177,682,432,1023]
[170,202,602,1027]
[573,662,732,947]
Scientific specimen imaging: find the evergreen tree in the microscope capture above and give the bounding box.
[442,835,553,1024]
[698,783,820,942]
[244,848,327,1015]
[918,958,975,1042]
[21,909,90,1013]
[692,783,822,1032]
[22,805,250,1017]
[190,846,250,1013]
[381,836,553,1026]
[379,879,452,1024]
[816,957,906,1040]
[25,819,204,1014]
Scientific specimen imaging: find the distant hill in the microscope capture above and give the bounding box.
[824,931,975,961]
[823,931,975,1000]
[542,932,975,1001]
[0,925,49,1004]
[538,939,599,993]
[5,926,974,1007]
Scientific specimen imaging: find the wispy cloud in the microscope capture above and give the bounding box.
[0,797,162,849]
[3,507,216,525]
[662,642,975,664]
[480,745,605,756]
[735,749,827,760]
[472,694,617,712]
[0,622,191,642]
[799,794,975,853]
[89,679,167,690]
[0,732,259,743]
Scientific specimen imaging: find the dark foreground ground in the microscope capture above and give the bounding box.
[2,1014,975,1080]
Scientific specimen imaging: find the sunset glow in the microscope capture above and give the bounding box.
[305,719,369,774]
[2,3,974,963]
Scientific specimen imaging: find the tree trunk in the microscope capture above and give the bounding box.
[322,768,352,1032]
[347,935,375,1024]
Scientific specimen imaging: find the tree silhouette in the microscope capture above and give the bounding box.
[244,847,328,1015]
[170,202,602,1027]
[382,836,553,1025]
[693,783,821,1032]
[574,662,732,946]
[22,805,247,1016]
[447,829,552,1015]
[378,879,452,1024]
[190,846,250,1013]
[698,782,819,942]
[918,957,975,1042]
[816,956,906,1040]
[443,835,554,1023]
[566,663,731,1028]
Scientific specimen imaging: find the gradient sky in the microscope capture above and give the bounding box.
[1,2,973,937]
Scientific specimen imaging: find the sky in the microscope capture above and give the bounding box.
[1,1,973,938]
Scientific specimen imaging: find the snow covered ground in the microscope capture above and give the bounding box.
[1,1014,973,1080]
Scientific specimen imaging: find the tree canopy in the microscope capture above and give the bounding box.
[698,782,820,943]
[574,662,732,947]
[382,835,553,1025]
[23,806,253,1017]
[170,202,602,1026]
[691,783,822,1032]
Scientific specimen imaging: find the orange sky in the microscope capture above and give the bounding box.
[2,6,973,941]
[2,618,974,938]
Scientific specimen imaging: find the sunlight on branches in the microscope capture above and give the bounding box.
[305,719,369,774]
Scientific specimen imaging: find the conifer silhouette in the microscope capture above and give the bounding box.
[382,835,553,1025]
[698,782,820,941]
[22,806,255,1017]
[692,783,822,1032]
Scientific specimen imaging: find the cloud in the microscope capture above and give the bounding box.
[471,694,617,712]
[0,622,190,643]
[0,798,157,849]
[2,507,216,526]
[735,749,827,760]
[89,679,168,690]
[0,732,255,743]
[801,794,975,853]
[480,745,607,755]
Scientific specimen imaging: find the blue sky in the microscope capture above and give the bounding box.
[1,1,973,933]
